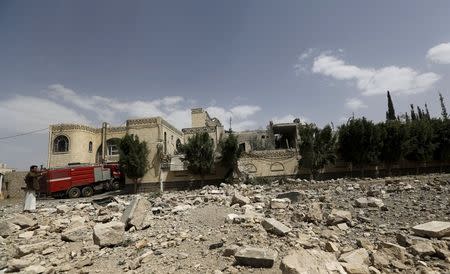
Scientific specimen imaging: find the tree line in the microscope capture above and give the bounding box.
[116,91,450,188]
[299,91,450,178]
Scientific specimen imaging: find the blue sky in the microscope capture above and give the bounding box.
[1,1,450,169]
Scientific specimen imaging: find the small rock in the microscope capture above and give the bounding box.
[231,193,251,206]
[327,209,352,225]
[0,220,20,237]
[339,248,370,265]
[412,221,450,238]
[270,198,290,209]
[93,221,125,247]
[261,218,291,236]
[409,242,435,257]
[280,248,346,273]
[11,214,37,228]
[122,196,152,230]
[234,247,277,268]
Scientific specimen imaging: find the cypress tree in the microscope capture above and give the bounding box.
[386,91,396,121]
[439,92,448,120]
[410,104,417,121]
[425,104,431,120]
[417,106,423,120]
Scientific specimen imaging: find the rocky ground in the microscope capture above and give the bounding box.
[1,174,450,274]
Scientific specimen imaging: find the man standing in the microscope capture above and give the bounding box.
[23,165,41,212]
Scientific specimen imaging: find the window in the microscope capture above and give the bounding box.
[88,141,93,152]
[164,132,167,154]
[53,135,69,153]
[176,139,182,151]
[107,144,119,156]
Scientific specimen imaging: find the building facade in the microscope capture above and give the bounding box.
[47,108,301,189]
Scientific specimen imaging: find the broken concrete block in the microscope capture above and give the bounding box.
[121,196,151,230]
[276,191,302,203]
[409,242,435,257]
[261,218,291,236]
[303,202,323,224]
[231,193,250,206]
[327,209,352,225]
[16,242,50,257]
[234,247,277,268]
[61,225,92,242]
[0,219,20,237]
[325,242,339,253]
[171,204,191,214]
[339,248,370,265]
[270,198,290,209]
[355,197,384,208]
[412,221,450,238]
[93,221,124,247]
[11,214,37,228]
[340,262,370,274]
[7,258,32,272]
[280,248,346,274]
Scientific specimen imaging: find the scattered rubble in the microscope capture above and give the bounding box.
[0,173,450,273]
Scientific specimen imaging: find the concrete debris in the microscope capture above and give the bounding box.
[261,218,291,236]
[0,173,449,273]
[231,192,251,206]
[280,248,346,274]
[270,198,290,209]
[234,247,277,268]
[93,221,125,247]
[412,221,450,238]
[121,196,152,230]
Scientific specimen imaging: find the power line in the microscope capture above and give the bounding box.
[0,128,48,140]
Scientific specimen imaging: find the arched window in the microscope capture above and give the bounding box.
[53,135,69,153]
[176,139,182,151]
[88,141,93,153]
[164,132,167,154]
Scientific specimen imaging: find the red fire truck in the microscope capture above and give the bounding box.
[39,163,123,198]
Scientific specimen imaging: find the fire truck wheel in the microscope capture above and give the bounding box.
[67,187,81,198]
[112,180,120,190]
[82,186,94,197]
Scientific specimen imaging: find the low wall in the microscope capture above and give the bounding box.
[3,171,27,199]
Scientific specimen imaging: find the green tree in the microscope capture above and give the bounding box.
[119,134,150,193]
[299,124,337,179]
[379,120,407,175]
[338,117,382,177]
[404,119,436,162]
[219,133,242,179]
[386,91,396,121]
[439,92,448,120]
[431,118,450,162]
[410,104,417,121]
[179,132,215,182]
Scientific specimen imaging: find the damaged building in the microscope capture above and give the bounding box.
[47,108,300,190]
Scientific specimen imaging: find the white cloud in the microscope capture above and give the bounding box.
[294,48,315,73]
[345,98,367,110]
[427,43,450,64]
[30,84,263,132]
[0,95,90,132]
[310,53,440,96]
[271,114,307,124]
[230,105,261,119]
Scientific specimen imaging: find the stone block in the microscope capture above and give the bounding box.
[412,221,450,238]
[93,221,124,247]
[280,248,346,274]
[235,247,277,268]
[261,218,291,236]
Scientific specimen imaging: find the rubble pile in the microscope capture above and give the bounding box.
[1,174,450,273]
